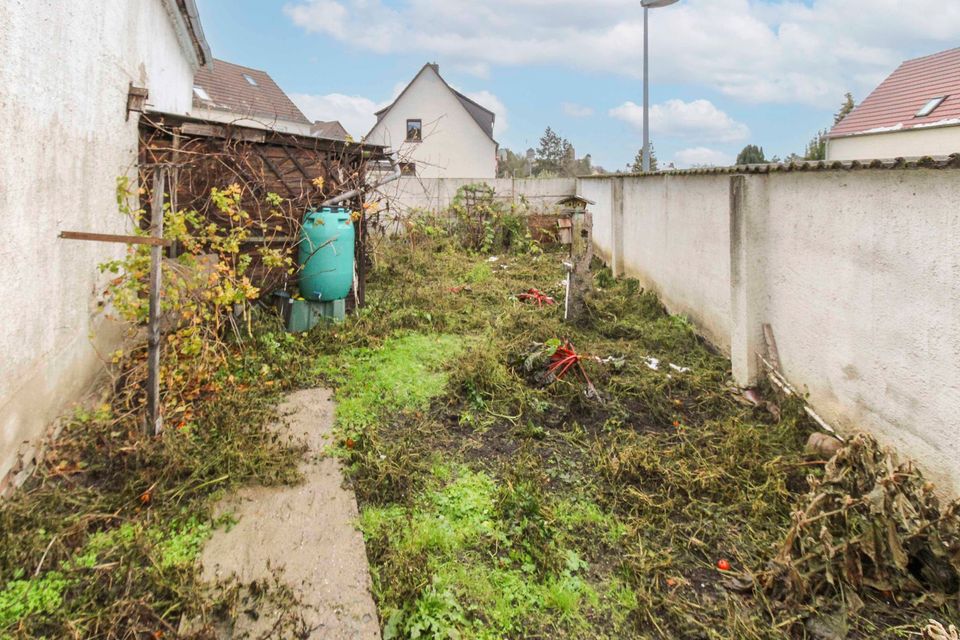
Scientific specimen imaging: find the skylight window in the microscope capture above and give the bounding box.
[193,86,211,101]
[243,73,259,87]
[916,96,947,118]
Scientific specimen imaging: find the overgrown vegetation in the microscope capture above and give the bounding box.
[1,185,957,638]
[0,182,313,638]
[304,213,958,638]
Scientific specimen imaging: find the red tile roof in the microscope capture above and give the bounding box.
[193,59,311,126]
[830,48,960,138]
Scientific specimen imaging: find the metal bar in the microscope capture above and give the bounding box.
[642,7,650,172]
[59,231,171,247]
[145,166,166,437]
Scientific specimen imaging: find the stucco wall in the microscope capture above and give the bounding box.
[366,68,498,179]
[375,177,577,217]
[0,0,198,482]
[827,126,960,161]
[580,169,960,496]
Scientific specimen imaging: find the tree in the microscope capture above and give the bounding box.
[834,92,855,125]
[803,93,856,160]
[736,145,766,165]
[630,142,659,172]
[804,130,828,161]
[535,127,566,176]
[497,149,531,178]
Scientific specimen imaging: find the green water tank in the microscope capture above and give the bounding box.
[298,207,355,302]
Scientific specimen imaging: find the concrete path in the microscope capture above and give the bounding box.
[198,389,381,639]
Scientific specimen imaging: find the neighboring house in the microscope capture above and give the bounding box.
[0,0,209,490]
[828,48,960,161]
[191,59,313,136]
[311,120,351,141]
[365,63,498,178]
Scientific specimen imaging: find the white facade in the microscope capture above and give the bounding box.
[0,0,204,484]
[365,66,498,179]
[827,125,960,161]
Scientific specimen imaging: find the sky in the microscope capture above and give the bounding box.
[194,0,960,170]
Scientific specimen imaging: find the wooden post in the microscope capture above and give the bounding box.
[145,166,166,436]
[565,207,594,323]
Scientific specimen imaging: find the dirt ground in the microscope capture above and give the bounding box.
[198,389,381,639]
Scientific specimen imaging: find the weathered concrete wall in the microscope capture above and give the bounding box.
[376,177,577,218]
[0,0,199,484]
[580,168,960,496]
[827,126,960,161]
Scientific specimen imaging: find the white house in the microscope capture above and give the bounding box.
[828,47,960,161]
[0,0,209,492]
[365,64,498,179]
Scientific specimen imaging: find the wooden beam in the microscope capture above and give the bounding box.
[281,145,312,181]
[59,231,171,247]
[253,146,298,198]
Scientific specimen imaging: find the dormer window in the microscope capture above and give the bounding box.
[916,96,947,118]
[243,73,259,87]
[406,119,422,142]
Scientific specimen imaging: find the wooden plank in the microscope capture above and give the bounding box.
[59,231,171,247]
[180,122,266,143]
[145,167,166,437]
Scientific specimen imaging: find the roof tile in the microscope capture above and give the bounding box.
[829,48,960,138]
[193,59,311,126]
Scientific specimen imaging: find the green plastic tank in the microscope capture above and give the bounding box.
[298,207,355,302]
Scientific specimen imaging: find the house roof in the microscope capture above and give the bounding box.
[174,0,211,66]
[829,47,960,139]
[193,59,311,126]
[311,121,351,141]
[371,63,497,142]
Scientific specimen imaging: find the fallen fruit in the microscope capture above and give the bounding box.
[717,559,731,571]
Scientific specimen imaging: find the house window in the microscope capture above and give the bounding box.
[400,162,417,176]
[406,119,422,142]
[193,86,212,101]
[243,73,259,87]
[916,96,947,118]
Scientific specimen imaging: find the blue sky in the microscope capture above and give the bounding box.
[195,0,960,170]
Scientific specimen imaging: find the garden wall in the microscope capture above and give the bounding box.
[375,177,577,218]
[579,161,960,496]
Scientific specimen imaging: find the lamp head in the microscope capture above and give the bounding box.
[641,0,679,7]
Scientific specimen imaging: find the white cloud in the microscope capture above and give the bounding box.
[672,147,735,168]
[610,99,749,143]
[562,103,595,118]
[283,0,960,107]
[290,93,380,138]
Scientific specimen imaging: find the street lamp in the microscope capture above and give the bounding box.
[640,0,678,172]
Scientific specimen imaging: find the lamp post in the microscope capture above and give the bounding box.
[640,0,678,172]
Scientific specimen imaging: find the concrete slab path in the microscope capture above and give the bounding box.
[198,388,381,639]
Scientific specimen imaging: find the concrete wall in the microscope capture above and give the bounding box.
[0,0,199,484]
[375,177,577,217]
[827,125,960,161]
[580,168,960,496]
[366,67,498,179]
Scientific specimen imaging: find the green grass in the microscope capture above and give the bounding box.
[317,333,464,436]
